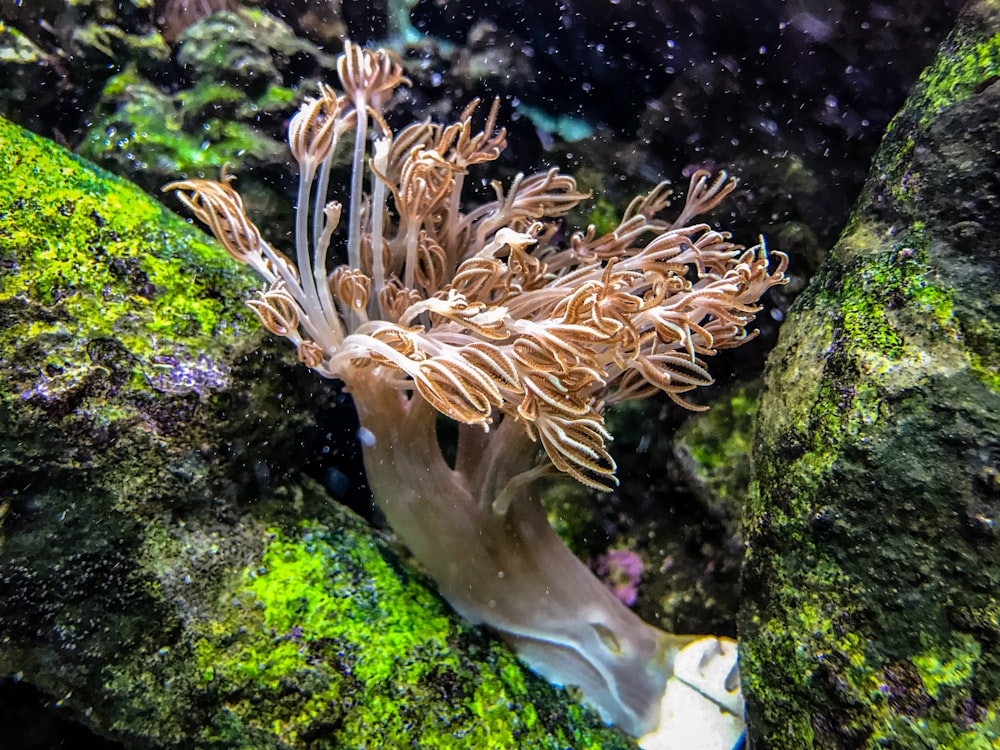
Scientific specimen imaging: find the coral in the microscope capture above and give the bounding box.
[0,114,639,749]
[168,41,785,743]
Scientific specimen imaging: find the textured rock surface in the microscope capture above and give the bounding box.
[741,0,1000,746]
[0,117,636,749]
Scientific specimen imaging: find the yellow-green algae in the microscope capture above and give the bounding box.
[0,114,256,389]
[191,516,635,748]
[76,65,286,179]
[876,3,1000,217]
[911,30,1000,129]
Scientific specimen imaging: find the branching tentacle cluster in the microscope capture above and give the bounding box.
[167,40,787,492]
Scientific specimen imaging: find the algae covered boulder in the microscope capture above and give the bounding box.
[0,117,637,748]
[741,0,1000,746]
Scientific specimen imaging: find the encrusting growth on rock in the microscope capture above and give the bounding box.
[167,40,786,746]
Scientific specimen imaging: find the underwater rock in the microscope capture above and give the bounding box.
[75,10,339,238]
[0,118,638,749]
[0,4,340,240]
[175,10,335,95]
[673,382,759,536]
[741,0,1000,746]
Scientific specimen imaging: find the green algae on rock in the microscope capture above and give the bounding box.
[740,1,1000,747]
[76,64,286,179]
[192,510,635,749]
[0,115,256,390]
[74,10,336,241]
[0,117,638,749]
[673,382,759,531]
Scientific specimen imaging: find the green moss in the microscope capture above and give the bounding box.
[912,30,1000,128]
[175,79,250,117]
[912,636,980,700]
[539,480,598,555]
[0,22,43,63]
[744,222,997,747]
[859,633,1000,747]
[834,213,999,402]
[191,520,636,748]
[0,116,255,382]
[672,382,759,526]
[838,247,921,358]
[682,385,757,472]
[967,324,1000,392]
[882,134,918,212]
[174,10,329,92]
[585,197,623,237]
[740,536,869,748]
[791,222,963,454]
[872,23,1000,221]
[77,67,284,178]
[255,85,298,112]
[743,511,997,747]
[813,265,944,459]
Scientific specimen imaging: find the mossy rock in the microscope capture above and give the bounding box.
[0,117,637,749]
[673,381,759,532]
[73,10,338,241]
[741,2,1000,747]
